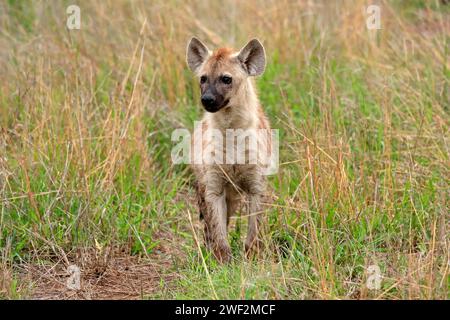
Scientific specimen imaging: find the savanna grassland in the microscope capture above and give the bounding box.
[0,0,448,299]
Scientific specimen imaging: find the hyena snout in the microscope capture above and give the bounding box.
[200,93,217,110]
[201,92,228,113]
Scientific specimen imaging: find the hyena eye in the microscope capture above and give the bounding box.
[221,75,232,85]
[200,75,207,84]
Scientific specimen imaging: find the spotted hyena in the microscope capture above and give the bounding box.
[186,37,272,263]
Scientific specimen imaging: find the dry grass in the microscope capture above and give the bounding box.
[20,233,181,300]
[0,0,448,299]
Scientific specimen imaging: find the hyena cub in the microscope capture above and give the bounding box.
[186,37,272,263]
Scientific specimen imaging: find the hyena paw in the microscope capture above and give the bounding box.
[213,244,232,264]
[245,238,262,258]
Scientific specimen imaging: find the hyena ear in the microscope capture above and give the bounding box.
[186,37,210,73]
[237,39,266,76]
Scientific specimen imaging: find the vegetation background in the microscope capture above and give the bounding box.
[0,0,448,299]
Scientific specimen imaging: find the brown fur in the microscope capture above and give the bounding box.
[211,47,233,61]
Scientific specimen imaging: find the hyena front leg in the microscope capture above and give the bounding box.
[245,193,263,256]
[195,181,207,220]
[204,189,232,263]
[225,185,241,227]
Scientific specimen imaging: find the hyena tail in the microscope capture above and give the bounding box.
[194,180,207,220]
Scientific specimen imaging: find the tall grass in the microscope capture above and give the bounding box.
[0,0,448,299]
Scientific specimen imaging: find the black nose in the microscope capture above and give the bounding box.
[201,95,216,109]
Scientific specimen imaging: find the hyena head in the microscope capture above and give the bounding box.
[186,37,266,113]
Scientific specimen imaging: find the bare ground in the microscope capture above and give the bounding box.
[16,230,185,300]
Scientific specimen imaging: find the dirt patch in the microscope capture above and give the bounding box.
[18,231,185,300]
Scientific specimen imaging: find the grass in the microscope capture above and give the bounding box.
[0,0,448,299]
